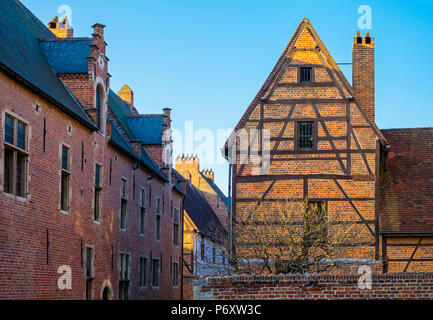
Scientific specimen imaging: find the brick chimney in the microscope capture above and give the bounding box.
[47,16,74,38]
[163,108,172,129]
[353,31,375,122]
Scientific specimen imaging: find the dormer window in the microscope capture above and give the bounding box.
[300,67,313,83]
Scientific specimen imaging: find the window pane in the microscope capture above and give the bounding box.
[299,122,314,149]
[4,148,13,194]
[17,122,26,150]
[61,172,69,211]
[95,165,101,187]
[141,189,146,207]
[300,67,312,82]
[5,116,14,145]
[16,152,26,197]
[156,215,161,240]
[152,259,160,287]
[62,146,69,170]
[86,248,92,277]
[140,208,145,235]
[173,262,178,287]
[86,279,93,300]
[156,198,161,214]
[121,179,127,198]
[139,258,147,287]
[120,199,127,229]
[95,88,101,128]
[94,189,100,221]
[173,223,179,246]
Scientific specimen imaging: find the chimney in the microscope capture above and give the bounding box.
[353,31,375,122]
[163,108,172,129]
[48,16,74,38]
[118,84,134,107]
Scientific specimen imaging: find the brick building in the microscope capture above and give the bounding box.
[175,155,229,298]
[225,18,433,273]
[0,0,185,299]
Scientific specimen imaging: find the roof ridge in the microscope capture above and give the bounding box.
[225,19,308,146]
[303,19,387,145]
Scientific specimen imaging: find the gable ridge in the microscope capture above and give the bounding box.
[225,18,386,153]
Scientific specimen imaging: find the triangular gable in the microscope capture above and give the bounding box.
[225,18,386,152]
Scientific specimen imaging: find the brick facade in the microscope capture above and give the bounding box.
[226,18,383,267]
[194,274,433,300]
[0,1,184,300]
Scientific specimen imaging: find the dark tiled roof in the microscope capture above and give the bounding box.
[184,182,227,239]
[0,0,95,128]
[108,90,137,138]
[40,38,92,74]
[200,172,231,208]
[109,124,167,182]
[108,90,164,145]
[379,128,433,234]
[127,116,164,145]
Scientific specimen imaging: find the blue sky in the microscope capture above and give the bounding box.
[22,0,433,194]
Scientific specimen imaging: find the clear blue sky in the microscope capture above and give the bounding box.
[22,0,433,194]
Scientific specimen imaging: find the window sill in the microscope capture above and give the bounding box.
[2,191,29,203]
[93,220,102,225]
[59,209,70,216]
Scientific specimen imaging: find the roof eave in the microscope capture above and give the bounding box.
[0,62,97,131]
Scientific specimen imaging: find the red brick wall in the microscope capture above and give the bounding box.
[0,70,183,299]
[194,274,433,300]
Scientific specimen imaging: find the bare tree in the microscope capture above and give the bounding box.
[227,200,367,275]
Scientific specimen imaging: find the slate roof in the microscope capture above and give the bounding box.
[379,128,433,234]
[127,116,164,145]
[184,182,227,240]
[109,122,167,182]
[0,0,95,129]
[40,38,92,74]
[108,90,164,145]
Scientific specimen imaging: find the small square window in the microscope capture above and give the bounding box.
[297,122,315,150]
[300,67,312,83]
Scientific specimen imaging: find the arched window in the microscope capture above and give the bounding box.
[95,85,105,129]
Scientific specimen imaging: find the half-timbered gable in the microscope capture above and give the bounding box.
[226,18,386,268]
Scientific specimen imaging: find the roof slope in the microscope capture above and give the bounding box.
[0,0,94,128]
[109,119,167,182]
[199,172,231,208]
[224,18,385,151]
[40,38,92,74]
[127,116,164,145]
[379,128,433,234]
[184,182,227,239]
[108,90,164,144]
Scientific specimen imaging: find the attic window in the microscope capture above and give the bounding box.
[365,37,371,44]
[357,37,363,44]
[49,22,57,29]
[300,67,312,83]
